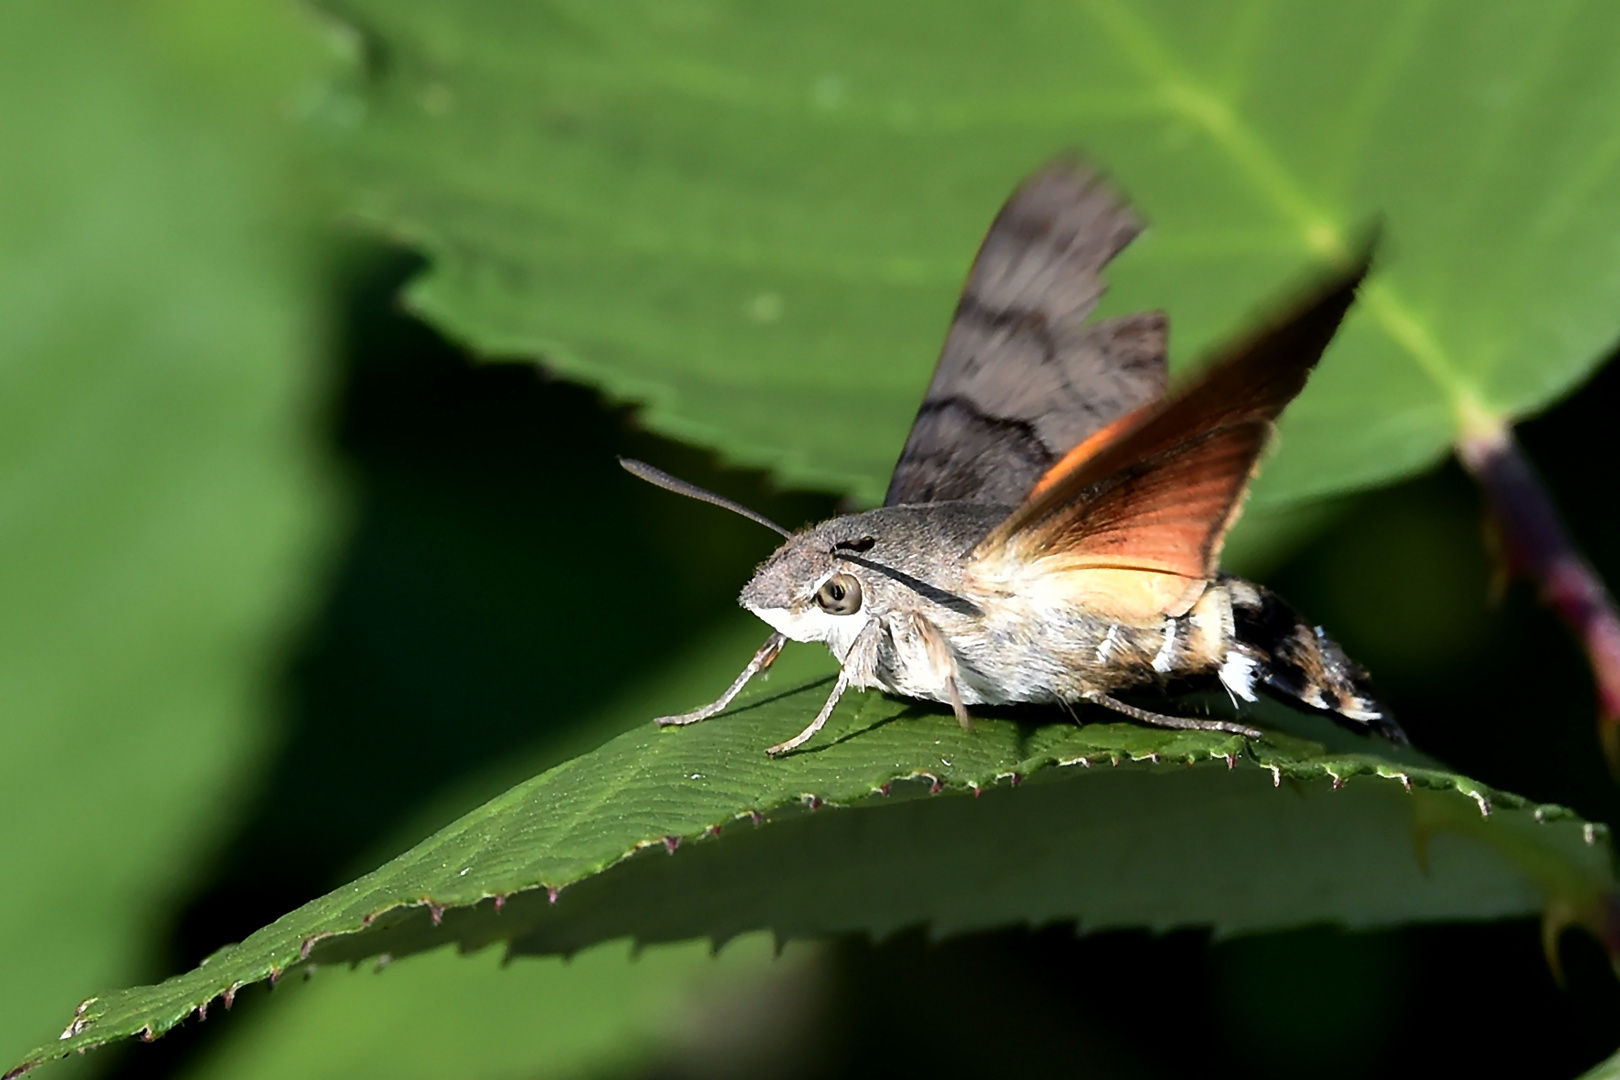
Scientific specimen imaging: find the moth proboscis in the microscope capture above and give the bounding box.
[624,158,1406,757]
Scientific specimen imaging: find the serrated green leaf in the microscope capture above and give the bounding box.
[174,617,831,1080]
[15,645,1610,1073]
[0,1,340,1074]
[329,0,1620,505]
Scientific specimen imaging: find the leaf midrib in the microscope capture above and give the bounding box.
[1079,0,1485,421]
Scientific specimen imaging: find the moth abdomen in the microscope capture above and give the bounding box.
[1222,577,1407,744]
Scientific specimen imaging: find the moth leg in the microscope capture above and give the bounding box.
[765,620,884,756]
[945,677,971,732]
[911,612,972,731]
[1082,691,1263,739]
[655,632,786,728]
[765,667,850,757]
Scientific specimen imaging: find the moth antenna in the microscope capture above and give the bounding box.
[618,458,793,538]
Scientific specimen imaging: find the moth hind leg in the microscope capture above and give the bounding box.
[655,632,786,727]
[1082,690,1263,739]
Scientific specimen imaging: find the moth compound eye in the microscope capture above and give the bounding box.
[814,573,862,615]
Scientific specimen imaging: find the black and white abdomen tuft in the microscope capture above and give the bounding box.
[1220,576,1407,744]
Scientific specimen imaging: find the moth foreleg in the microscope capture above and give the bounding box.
[655,632,786,728]
[1082,691,1262,739]
[765,620,884,756]
[764,667,850,758]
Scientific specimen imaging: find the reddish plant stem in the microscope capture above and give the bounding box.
[1456,423,1620,769]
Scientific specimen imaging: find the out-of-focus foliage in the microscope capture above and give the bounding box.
[0,0,340,1072]
[1581,1044,1620,1080]
[178,936,811,1080]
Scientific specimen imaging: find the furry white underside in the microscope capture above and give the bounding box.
[747,604,872,665]
[746,602,1066,707]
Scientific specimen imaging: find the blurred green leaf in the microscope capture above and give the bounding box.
[1582,1045,1620,1080]
[18,639,1611,1071]
[330,0,1620,504]
[0,0,341,1072]
[177,936,807,1080]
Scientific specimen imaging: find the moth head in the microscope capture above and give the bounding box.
[737,529,888,657]
[619,459,978,656]
[618,457,884,646]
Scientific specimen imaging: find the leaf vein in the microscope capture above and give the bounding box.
[1077,0,1481,420]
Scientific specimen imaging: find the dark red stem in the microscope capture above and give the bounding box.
[1457,424,1620,768]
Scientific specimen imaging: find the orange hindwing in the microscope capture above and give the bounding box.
[969,248,1373,624]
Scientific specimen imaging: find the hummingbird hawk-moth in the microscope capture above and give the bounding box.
[624,159,1407,756]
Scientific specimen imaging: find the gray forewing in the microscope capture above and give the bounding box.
[884,160,1169,507]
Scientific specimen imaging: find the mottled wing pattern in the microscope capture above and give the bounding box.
[883,160,1168,507]
[971,250,1373,622]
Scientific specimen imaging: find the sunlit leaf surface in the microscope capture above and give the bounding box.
[331,0,1620,503]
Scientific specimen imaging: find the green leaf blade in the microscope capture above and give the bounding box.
[332,0,1620,505]
[17,657,1609,1073]
[0,2,342,1073]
